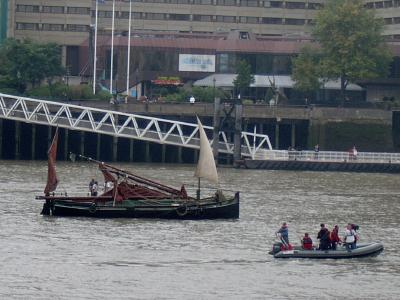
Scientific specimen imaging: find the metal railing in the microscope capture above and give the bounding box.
[253,150,400,164]
[0,93,272,157]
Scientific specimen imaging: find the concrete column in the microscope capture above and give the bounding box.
[15,122,20,160]
[0,119,2,159]
[47,126,52,150]
[112,136,118,162]
[145,141,151,162]
[161,144,166,163]
[129,139,134,162]
[31,124,36,160]
[80,131,85,156]
[291,123,296,148]
[212,98,221,164]
[177,146,182,164]
[233,104,243,166]
[64,129,69,161]
[275,123,280,149]
[193,149,198,163]
[96,134,101,160]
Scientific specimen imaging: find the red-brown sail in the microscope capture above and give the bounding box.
[44,127,59,195]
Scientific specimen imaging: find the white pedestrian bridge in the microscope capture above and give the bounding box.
[0,93,272,158]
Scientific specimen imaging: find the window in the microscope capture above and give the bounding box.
[42,23,64,31]
[66,24,89,32]
[308,2,323,9]
[193,15,213,22]
[286,2,305,9]
[285,18,306,25]
[216,15,236,23]
[262,17,282,24]
[384,18,393,25]
[240,0,259,7]
[16,23,38,30]
[169,14,190,21]
[42,6,64,14]
[240,16,258,24]
[98,10,114,18]
[170,0,191,3]
[67,7,90,15]
[270,1,283,8]
[146,13,166,20]
[193,0,213,4]
[16,5,39,13]
[216,0,236,6]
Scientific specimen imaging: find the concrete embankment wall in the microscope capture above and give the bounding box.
[0,102,397,162]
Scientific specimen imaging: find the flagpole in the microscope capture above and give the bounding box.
[93,0,99,95]
[126,0,132,99]
[110,0,115,95]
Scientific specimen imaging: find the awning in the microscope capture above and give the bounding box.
[193,74,364,91]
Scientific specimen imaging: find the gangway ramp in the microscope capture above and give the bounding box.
[0,93,272,158]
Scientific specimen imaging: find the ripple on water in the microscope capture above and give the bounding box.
[0,161,399,299]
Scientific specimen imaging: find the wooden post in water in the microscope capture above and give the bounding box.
[212,97,220,165]
[275,122,280,149]
[233,103,243,167]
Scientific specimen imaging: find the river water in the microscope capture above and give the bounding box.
[0,160,399,299]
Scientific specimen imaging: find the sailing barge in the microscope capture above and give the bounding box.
[36,120,239,219]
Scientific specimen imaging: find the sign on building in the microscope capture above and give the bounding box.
[179,54,216,72]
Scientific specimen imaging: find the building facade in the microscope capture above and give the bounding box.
[4,0,400,101]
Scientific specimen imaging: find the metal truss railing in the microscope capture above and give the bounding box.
[0,93,272,157]
[254,150,400,163]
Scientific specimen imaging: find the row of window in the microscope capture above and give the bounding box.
[98,11,311,25]
[16,5,90,15]
[125,0,322,9]
[16,23,89,32]
[365,1,400,9]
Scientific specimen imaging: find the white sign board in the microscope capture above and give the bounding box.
[179,54,215,72]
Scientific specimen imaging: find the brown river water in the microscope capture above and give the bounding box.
[0,160,399,299]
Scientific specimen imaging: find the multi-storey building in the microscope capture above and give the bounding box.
[2,0,400,100]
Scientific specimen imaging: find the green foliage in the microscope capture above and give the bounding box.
[97,90,112,101]
[164,86,228,103]
[311,0,392,102]
[233,60,255,96]
[292,46,322,94]
[0,38,64,93]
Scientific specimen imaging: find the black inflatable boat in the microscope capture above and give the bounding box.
[270,242,384,259]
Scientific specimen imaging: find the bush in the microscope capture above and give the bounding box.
[27,86,52,98]
[0,87,19,95]
[97,90,112,101]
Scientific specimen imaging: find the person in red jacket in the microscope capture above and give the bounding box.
[330,225,342,250]
[301,233,313,250]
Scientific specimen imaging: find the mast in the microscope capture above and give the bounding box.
[110,0,115,94]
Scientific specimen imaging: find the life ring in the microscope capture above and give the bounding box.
[176,205,188,217]
[89,203,97,214]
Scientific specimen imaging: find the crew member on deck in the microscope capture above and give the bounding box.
[301,233,313,250]
[276,222,289,246]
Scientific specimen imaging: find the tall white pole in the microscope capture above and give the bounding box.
[126,0,132,98]
[93,0,99,94]
[110,0,115,94]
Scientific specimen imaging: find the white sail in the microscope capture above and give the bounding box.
[194,117,219,184]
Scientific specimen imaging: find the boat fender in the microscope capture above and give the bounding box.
[89,203,97,214]
[176,205,188,217]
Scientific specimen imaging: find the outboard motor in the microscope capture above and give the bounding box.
[269,242,284,255]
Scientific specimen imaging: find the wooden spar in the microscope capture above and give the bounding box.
[79,155,182,196]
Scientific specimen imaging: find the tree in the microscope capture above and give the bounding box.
[233,60,255,100]
[0,38,64,93]
[293,0,392,104]
[292,46,322,95]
